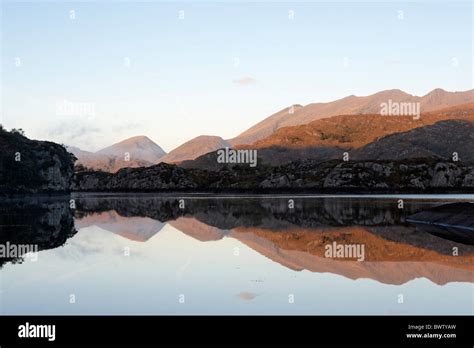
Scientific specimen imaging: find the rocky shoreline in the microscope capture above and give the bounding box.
[2,129,474,195]
[71,159,474,193]
[407,202,474,230]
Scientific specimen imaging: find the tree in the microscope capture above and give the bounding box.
[11,128,25,136]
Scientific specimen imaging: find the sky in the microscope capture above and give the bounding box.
[1,0,472,152]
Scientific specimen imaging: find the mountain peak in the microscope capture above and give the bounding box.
[159,135,230,164]
[371,89,412,98]
[116,135,154,144]
[425,88,447,96]
[96,135,166,163]
[128,135,148,139]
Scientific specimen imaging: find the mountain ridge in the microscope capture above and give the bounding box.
[70,88,474,172]
[228,88,474,146]
[159,135,230,164]
[181,102,474,169]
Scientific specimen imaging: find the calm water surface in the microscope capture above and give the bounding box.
[0,194,473,315]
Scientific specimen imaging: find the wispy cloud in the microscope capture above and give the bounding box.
[236,291,258,301]
[48,121,101,140]
[112,120,142,132]
[233,76,257,86]
[47,117,144,151]
[47,119,102,150]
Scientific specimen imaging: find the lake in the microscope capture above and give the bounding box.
[0,194,473,315]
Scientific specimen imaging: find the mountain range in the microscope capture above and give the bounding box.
[69,88,474,172]
[183,102,474,169]
[228,88,474,146]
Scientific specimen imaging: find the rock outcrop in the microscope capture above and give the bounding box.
[0,128,76,194]
[408,203,474,230]
[72,159,474,193]
[407,203,474,245]
[72,162,203,191]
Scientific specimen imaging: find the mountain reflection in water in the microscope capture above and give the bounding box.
[1,195,473,315]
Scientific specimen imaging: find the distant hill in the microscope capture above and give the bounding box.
[68,145,154,173]
[69,135,166,173]
[96,135,166,163]
[229,89,474,146]
[159,135,229,164]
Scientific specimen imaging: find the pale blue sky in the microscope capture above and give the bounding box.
[1,1,472,151]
